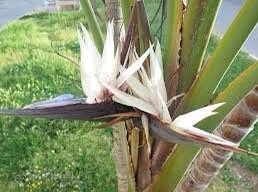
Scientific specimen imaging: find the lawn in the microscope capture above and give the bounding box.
[0,12,117,191]
[0,5,257,192]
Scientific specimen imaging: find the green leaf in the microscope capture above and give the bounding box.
[121,0,133,29]
[198,61,258,131]
[178,0,258,114]
[177,0,221,93]
[80,0,104,52]
[163,0,183,97]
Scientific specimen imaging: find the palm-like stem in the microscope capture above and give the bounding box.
[113,123,136,192]
[177,85,258,191]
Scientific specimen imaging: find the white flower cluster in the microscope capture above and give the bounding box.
[77,22,251,154]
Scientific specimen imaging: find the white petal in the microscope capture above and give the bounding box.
[155,41,163,73]
[101,82,159,116]
[157,91,171,123]
[125,75,150,101]
[110,45,120,87]
[150,44,167,103]
[172,103,225,127]
[99,21,116,84]
[117,45,153,87]
[81,74,102,101]
[138,66,152,89]
[78,28,102,99]
[79,24,101,72]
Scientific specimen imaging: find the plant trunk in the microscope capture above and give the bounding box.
[177,85,258,191]
[104,1,137,192]
[105,0,123,48]
[113,123,136,192]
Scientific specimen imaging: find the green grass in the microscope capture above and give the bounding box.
[0,12,116,191]
[0,5,257,192]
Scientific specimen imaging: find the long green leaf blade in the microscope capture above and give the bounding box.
[80,0,104,52]
[163,0,183,97]
[179,0,258,114]
[177,0,221,93]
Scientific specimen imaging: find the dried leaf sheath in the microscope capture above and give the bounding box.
[177,85,258,191]
[113,123,136,192]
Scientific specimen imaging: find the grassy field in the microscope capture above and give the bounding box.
[0,5,257,192]
[0,12,117,191]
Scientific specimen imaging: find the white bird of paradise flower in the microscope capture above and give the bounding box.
[78,21,257,155]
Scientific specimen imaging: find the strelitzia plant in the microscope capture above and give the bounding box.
[82,0,258,191]
[1,20,252,155]
[0,0,258,191]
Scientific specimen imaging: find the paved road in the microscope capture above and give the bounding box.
[0,0,257,57]
[0,0,44,28]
